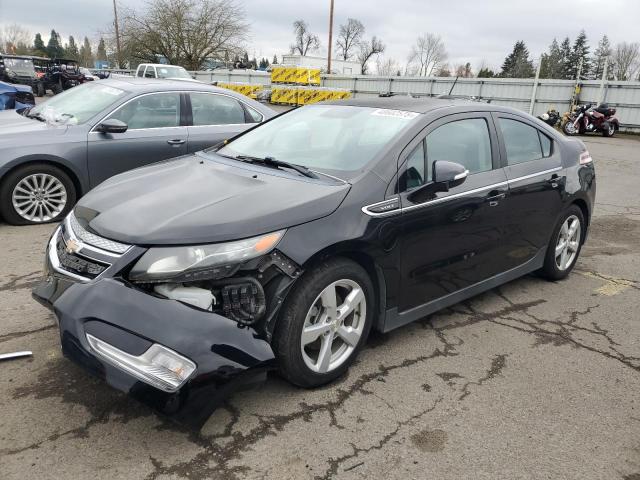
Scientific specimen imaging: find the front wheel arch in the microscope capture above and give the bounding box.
[1,159,84,201]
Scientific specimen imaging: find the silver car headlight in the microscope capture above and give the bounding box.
[129,230,285,283]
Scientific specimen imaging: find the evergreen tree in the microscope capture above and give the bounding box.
[500,41,535,78]
[568,30,591,79]
[79,37,93,67]
[242,51,250,67]
[46,29,64,59]
[592,35,613,79]
[65,36,79,60]
[33,33,46,56]
[560,37,573,79]
[272,54,278,64]
[477,67,495,78]
[539,38,564,79]
[96,38,107,61]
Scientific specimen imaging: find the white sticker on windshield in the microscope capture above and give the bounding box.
[371,109,419,120]
[99,86,124,96]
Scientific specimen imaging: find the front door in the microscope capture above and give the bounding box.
[395,113,510,314]
[87,92,188,187]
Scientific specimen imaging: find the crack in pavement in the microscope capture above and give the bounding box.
[458,354,507,401]
[0,323,56,345]
[314,397,444,480]
[0,271,42,292]
[143,335,459,480]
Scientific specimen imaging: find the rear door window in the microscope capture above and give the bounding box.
[499,118,552,165]
[189,93,247,125]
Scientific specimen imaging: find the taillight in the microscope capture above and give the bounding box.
[579,151,593,165]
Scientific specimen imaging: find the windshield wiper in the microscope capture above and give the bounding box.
[25,110,46,122]
[235,155,318,179]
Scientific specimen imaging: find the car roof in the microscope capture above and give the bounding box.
[96,77,225,93]
[322,96,457,113]
[138,64,187,69]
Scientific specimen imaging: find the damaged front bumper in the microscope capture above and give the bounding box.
[32,226,276,428]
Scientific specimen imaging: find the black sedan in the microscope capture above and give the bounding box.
[33,97,596,427]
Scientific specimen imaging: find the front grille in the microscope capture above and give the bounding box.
[56,235,108,279]
[69,213,130,254]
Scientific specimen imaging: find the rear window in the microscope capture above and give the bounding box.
[499,118,551,165]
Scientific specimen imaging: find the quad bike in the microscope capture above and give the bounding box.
[43,59,84,94]
[562,103,619,137]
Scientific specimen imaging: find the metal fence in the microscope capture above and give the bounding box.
[105,69,640,131]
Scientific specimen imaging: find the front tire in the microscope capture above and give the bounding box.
[273,258,374,388]
[563,121,578,136]
[0,164,76,225]
[539,205,585,280]
[603,122,615,137]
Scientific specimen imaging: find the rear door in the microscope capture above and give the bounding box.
[395,113,510,313]
[493,113,563,269]
[185,92,263,153]
[87,91,188,187]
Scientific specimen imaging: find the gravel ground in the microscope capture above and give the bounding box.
[0,134,638,480]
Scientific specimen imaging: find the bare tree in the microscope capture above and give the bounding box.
[408,33,447,76]
[1,23,32,53]
[357,36,385,74]
[290,20,320,56]
[335,18,365,60]
[116,0,248,70]
[376,56,399,76]
[612,42,640,80]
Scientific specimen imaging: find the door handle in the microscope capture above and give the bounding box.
[486,190,506,207]
[548,174,560,188]
[167,139,185,145]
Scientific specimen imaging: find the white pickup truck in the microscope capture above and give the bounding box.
[135,63,200,82]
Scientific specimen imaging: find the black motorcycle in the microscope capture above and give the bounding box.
[538,109,561,127]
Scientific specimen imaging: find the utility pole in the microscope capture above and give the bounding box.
[113,0,122,69]
[327,0,334,74]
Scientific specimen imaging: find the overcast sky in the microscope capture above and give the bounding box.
[1,0,638,71]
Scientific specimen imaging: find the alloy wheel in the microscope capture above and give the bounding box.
[300,279,367,373]
[12,173,67,223]
[555,215,581,271]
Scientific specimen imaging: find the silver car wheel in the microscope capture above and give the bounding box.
[555,214,581,271]
[300,279,366,374]
[12,173,67,223]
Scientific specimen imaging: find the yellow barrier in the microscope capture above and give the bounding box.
[271,66,321,85]
[270,86,351,106]
[217,82,263,99]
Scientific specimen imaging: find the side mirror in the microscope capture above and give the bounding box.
[96,118,128,134]
[433,160,468,191]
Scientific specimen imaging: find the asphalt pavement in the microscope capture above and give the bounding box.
[0,134,638,480]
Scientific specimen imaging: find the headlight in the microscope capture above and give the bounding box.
[129,230,285,283]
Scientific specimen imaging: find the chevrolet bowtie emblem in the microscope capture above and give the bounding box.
[65,238,81,254]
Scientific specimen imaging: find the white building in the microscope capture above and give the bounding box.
[280,54,362,75]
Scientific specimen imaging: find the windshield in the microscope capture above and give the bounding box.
[156,66,190,79]
[4,58,35,75]
[217,105,419,174]
[29,82,126,125]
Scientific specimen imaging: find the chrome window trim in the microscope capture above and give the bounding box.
[90,90,263,133]
[362,167,562,218]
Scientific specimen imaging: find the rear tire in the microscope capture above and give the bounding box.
[539,205,585,280]
[602,123,615,137]
[0,164,76,225]
[51,79,63,94]
[273,258,374,388]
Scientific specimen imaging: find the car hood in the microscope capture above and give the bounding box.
[0,110,67,136]
[76,154,351,245]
